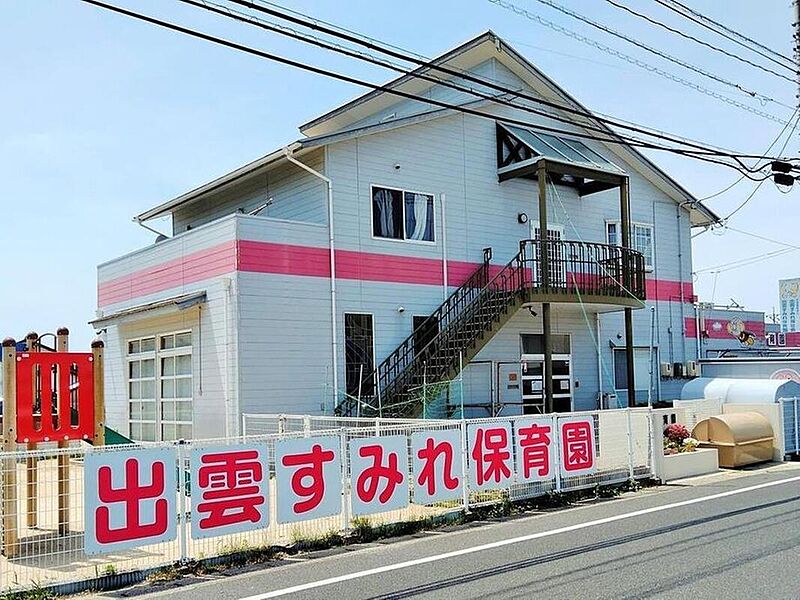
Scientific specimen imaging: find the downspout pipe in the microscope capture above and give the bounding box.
[676,202,689,363]
[284,146,339,409]
[441,193,448,300]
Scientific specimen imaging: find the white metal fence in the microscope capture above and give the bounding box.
[671,398,722,431]
[1,408,653,594]
[241,413,448,436]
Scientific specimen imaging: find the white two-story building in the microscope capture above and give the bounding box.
[94,33,718,441]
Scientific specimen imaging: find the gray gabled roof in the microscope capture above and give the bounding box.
[136,31,720,227]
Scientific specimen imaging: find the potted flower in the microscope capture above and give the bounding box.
[663,423,698,455]
[659,423,718,481]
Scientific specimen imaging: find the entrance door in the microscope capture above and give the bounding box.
[497,361,522,415]
[531,224,566,289]
[413,315,439,357]
[520,333,573,413]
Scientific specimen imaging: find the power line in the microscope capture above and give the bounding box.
[486,0,795,127]
[654,0,796,71]
[603,0,795,83]
[230,0,798,170]
[80,0,787,180]
[725,226,800,251]
[721,111,800,221]
[180,0,742,163]
[192,0,787,168]
[247,0,782,160]
[697,107,800,202]
[695,247,797,274]
[78,0,738,166]
[526,0,791,105]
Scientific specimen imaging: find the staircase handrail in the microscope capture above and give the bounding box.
[336,247,494,415]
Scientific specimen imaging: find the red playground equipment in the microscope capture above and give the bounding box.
[1,328,105,557]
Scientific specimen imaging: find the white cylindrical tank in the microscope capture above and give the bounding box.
[681,377,800,404]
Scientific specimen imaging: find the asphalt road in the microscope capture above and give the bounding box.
[102,465,800,600]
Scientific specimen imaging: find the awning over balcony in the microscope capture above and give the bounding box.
[496,122,626,196]
[90,290,207,327]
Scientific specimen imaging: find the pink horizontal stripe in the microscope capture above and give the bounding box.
[646,279,695,303]
[336,249,443,285]
[98,241,237,307]
[98,239,698,309]
[238,240,330,277]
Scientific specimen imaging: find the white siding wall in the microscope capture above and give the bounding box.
[100,55,701,425]
[235,217,331,415]
[172,149,327,234]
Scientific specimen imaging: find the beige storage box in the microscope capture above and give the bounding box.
[692,413,774,468]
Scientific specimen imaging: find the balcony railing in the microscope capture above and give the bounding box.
[519,239,646,303]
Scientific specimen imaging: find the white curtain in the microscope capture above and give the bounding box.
[407,193,430,241]
[374,188,394,237]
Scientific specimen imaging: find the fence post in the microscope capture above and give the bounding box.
[278,414,286,436]
[375,417,381,437]
[794,398,799,454]
[303,415,311,438]
[626,409,635,482]
[460,420,470,513]
[2,338,18,557]
[650,410,664,482]
[178,441,188,564]
[648,408,655,478]
[56,327,70,535]
[340,428,350,532]
[24,332,38,530]
[553,414,562,493]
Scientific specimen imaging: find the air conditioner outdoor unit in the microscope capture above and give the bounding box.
[601,392,619,409]
[660,362,673,377]
[673,362,685,378]
[685,360,700,377]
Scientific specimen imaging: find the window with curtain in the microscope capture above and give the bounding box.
[372,185,434,242]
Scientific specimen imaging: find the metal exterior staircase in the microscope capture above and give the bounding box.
[336,240,645,418]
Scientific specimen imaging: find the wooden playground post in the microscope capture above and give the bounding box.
[24,332,38,529]
[2,338,19,557]
[92,338,105,446]
[56,327,70,535]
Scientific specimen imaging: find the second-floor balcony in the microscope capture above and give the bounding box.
[518,238,646,307]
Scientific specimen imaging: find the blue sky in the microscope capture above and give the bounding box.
[1,0,797,348]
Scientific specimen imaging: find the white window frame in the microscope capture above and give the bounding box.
[126,330,193,442]
[370,184,436,245]
[127,336,157,442]
[606,220,654,271]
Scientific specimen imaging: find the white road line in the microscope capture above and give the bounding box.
[241,474,800,600]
